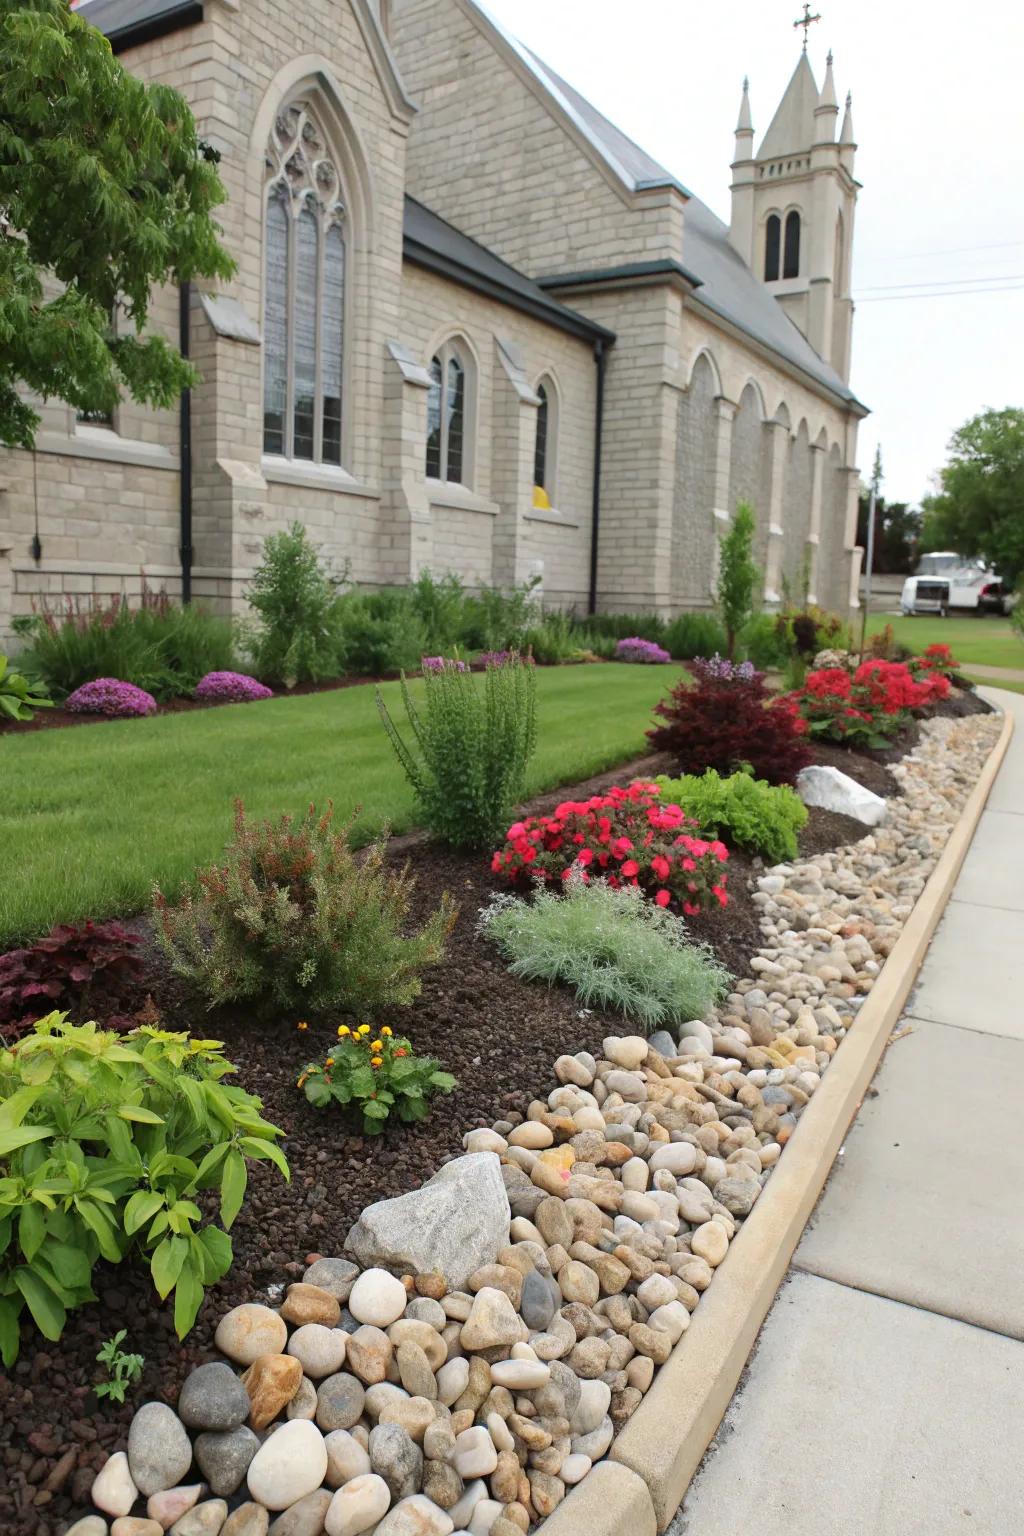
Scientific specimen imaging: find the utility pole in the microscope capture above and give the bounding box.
[860,446,883,655]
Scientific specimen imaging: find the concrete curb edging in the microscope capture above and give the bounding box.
[541,703,1014,1536]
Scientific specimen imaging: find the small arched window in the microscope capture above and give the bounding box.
[426,341,467,483]
[534,383,549,490]
[764,214,781,281]
[783,210,801,279]
[263,101,347,465]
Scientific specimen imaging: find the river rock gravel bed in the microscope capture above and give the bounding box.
[60,710,1001,1536]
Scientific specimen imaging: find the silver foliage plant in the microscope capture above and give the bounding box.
[477,872,729,1034]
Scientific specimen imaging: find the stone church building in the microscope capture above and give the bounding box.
[0,0,868,640]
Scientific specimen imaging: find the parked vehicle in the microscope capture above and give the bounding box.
[900,552,1014,616]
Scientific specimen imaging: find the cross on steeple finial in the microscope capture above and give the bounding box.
[794,4,822,50]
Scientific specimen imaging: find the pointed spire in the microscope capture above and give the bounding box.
[818,51,837,109]
[757,52,819,159]
[840,91,855,144]
[736,76,753,133]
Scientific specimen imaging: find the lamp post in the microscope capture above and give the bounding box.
[860,446,883,655]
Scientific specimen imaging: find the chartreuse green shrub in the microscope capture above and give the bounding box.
[656,769,808,864]
[0,1014,288,1364]
[377,654,537,848]
[478,875,729,1033]
[154,801,456,1015]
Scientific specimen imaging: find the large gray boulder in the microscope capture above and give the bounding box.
[796,764,887,828]
[345,1152,510,1289]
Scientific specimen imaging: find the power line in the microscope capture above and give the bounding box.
[857,283,1024,302]
[857,238,1024,265]
[857,272,1024,293]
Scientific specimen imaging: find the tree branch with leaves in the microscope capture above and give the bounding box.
[0,0,235,447]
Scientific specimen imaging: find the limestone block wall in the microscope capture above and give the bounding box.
[397,263,596,606]
[390,0,685,277]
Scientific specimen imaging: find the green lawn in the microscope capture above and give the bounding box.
[966,674,1024,696]
[1,663,683,945]
[867,613,1023,670]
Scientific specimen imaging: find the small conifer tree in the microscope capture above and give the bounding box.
[716,501,759,659]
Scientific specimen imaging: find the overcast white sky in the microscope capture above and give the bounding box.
[484,0,1024,506]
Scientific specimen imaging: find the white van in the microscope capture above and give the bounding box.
[900,552,1013,616]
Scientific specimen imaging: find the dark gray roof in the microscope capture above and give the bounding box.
[403,198,614,345]
[525,50,691,196]
[79,0,203,50]
[479,10,865,410]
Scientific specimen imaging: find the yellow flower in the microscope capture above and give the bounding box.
[381,1026,393,1037]
[296,1020,308,1031]
[358,1024,371,1035]
[337,1025,350,1037]
[297,1073,307,1087]
[370,1057,383,1068]
[371,1039,383,1052]
[325,1058,334,1068]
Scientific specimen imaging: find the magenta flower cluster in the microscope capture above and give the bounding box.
[615,636,672,664]
[692,654,759,684]
[195,671,274,702]
[65,678,157,717]
[421,656,469,673]
[478,650,512,668]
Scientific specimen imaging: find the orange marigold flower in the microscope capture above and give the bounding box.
[325,1058,334,1067]
[381,1026,393,1037]
[370,1057,383,1068]
[395,1048,408,1057]
[296,1020,308,1031]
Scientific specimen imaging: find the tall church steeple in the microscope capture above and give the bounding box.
[728,48,860,383]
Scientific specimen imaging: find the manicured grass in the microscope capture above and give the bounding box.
[0,663,683,945]
[966,675,1024,696]
[867,613,1023,670]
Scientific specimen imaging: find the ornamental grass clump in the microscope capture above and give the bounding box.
[299,1023,455,1135]
[655,769,808,865]
[194,670,273,702]
[65,677,157,717]
[0,1012,288,1363]
[648,655,812,785]
[153,800,456,1014]
[478,875,729,1033]
[377,653,537,849]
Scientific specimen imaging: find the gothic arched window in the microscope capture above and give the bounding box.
[425,341,468,484]
[764,214,781,281]
[533,383,549,490]
[783,210,801,279]
[263,102,347,465]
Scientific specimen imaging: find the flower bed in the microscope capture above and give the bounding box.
[14,702,1002,1536]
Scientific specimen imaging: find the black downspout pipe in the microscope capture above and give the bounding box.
[587,337,607,615]
[178,281,193,604]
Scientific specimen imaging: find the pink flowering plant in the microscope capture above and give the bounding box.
[195,671,273,703]
[421,656,468,673]
[491,780,729,915]
[615,636,671,664]
[65,678,157,717]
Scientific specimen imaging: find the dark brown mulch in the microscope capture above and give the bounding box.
[0,734,922,1535]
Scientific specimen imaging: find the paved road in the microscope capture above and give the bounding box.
[669,687,1024,1536]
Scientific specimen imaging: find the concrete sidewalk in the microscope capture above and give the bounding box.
[669,688,1023,1536]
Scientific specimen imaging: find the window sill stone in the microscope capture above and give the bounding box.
[426,480,500,516]
[34,429,176,471]
[261,457,380,498]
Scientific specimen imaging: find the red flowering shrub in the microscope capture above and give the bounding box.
[491,781,729,915]
[909,643,961,682]
[647,656,812,785]
[793,658,950,747]
[0,920,142,1038]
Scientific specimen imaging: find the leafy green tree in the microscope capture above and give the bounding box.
[715,500,759,659]
[920,408,1024,583]
[856,495,921,574]
[0,0,234,448]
